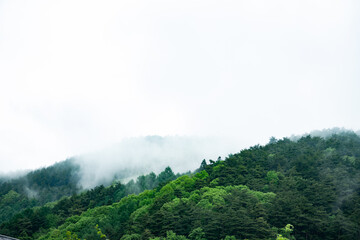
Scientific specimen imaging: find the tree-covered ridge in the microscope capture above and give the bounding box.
[2,132,360,239]
[0,159,81,224]
[0,167,179,239]
[35,172,278,240]
[0,143,187,225]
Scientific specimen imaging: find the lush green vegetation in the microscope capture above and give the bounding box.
[1,131,360,239]
[0,167,178,239]
[0,159,81,223]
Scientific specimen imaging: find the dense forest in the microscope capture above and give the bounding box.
[0,159,82,224]
[1,131,360,239]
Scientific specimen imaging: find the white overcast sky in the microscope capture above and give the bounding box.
[0,0,359,173]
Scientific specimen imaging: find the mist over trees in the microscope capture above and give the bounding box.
[73,136,239,189]
[289,127,360,141]
[0,167,180,239]
[0,130,360,239]
[0,135,238,223]
[0,159,81,223]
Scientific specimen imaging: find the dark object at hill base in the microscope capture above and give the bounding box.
[0,234,19,240]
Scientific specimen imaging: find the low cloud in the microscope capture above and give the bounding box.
[289,127,359,141]
[24,186,39,199]
[74,136,240,189]
[0,169,29,181]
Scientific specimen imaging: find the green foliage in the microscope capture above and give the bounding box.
[276,235,288,240]
[0,167,180,239]
[266,171,280,185]
[188,227,205,240]
[66,231,81,240]
[150,230,189,240]
[95,224,108,239]
[120,233,142,240]
[223,236,236,240]
[276,224,295,240]
[0,159,80,224]
[2,132,360,240]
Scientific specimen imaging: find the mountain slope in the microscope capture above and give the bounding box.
[2,131,360,239]
[0,135,233,224]
[0,167,180,239]
[0,159,80,224]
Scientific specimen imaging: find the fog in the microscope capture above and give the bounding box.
[74,136,241,189]
[0,0,359,173]
[290,127,360,141]
[0,169,30,181]
[75,128,360,189]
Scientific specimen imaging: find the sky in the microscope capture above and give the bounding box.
[0,0,360,173]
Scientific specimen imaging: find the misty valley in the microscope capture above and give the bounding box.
[0,130,360,240]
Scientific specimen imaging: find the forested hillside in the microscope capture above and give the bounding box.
[0,135,208,226]
[0,167,179,240]
[0,159,81,224]
[1,132,360,239]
